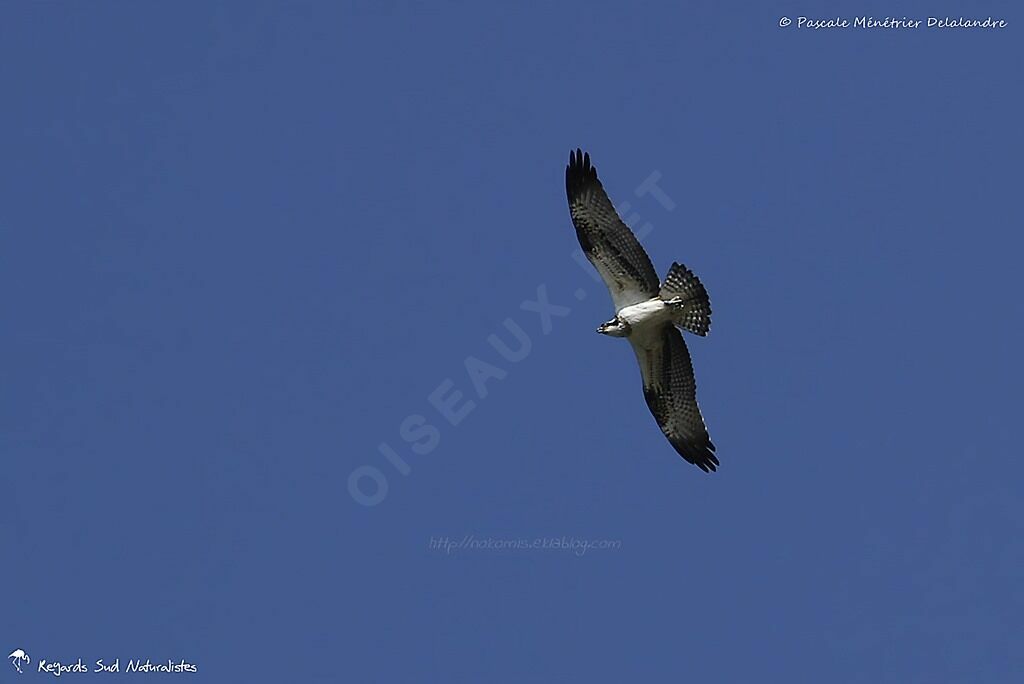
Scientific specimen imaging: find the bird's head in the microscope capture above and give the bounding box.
[596,317,630,337]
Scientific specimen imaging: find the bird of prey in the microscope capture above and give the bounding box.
[565,149,718,472]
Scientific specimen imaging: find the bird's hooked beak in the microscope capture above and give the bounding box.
[596,318,628,336]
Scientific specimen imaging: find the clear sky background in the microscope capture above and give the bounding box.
[2,2,1022,682]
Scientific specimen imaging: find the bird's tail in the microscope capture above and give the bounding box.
[660,262,711,336]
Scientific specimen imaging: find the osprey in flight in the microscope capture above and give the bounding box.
[566,149,718,472]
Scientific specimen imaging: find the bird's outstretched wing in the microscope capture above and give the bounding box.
[630,323,718,472]
[566,149,659,310]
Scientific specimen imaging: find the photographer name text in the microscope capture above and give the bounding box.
[783,16,1007,30]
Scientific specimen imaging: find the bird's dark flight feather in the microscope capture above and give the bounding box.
[634,324,718,472]
[565,149,659,310]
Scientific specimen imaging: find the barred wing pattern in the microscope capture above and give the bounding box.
[565,149,659,311]
[631,324,718,472]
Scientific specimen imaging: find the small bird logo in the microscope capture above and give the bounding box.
[8,649,30,674]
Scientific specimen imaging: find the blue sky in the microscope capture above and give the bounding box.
[2,2,1022,681]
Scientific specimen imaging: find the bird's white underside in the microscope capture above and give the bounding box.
[618,298,675,351]
[618,298,672,328]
